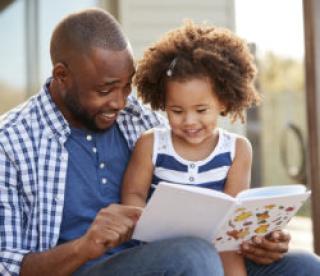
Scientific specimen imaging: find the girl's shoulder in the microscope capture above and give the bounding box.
[143,126,171,140]
[219,128,250,144]
[218,128,252,160]
[137,126,170,147]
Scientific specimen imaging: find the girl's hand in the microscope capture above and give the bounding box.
[240,230,290,264]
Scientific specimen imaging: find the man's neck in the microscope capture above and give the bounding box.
[49,79,80,128]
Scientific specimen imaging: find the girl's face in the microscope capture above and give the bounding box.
[165,77,224,146]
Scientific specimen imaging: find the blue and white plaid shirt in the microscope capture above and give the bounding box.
[0,79,165,275]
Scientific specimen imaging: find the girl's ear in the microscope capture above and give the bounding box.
[220,110,227,116]
[219,103,227,116]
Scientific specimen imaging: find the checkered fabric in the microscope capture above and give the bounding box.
[0,78,165,275]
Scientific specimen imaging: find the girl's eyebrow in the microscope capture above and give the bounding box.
[167,104,210,108]
[194,104,210,108]
[166,104,181,107]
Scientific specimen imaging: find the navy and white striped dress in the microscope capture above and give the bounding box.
[151,127,237,193]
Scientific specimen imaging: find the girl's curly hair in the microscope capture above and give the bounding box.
[134,20,261,122]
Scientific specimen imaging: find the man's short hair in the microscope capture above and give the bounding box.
[50,8,128,65]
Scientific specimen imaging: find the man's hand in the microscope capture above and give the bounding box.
[20,204,142,276]
[76,204,142,262]
[240,230,291,265]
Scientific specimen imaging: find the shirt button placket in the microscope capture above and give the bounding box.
[189,163,197,183]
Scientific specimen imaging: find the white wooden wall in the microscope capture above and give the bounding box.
[112,0,243,134]
[118,0,235,58]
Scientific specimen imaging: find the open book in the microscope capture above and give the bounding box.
[132,182,311,251]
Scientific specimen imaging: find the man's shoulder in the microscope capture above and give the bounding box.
[120,95,167,126]
[0,94,40,142]
[116,95,168,149]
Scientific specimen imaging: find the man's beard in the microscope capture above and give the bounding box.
[64,92,104,132]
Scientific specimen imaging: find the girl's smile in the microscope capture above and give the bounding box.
[165,77,225,148]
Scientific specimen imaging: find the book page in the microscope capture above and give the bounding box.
[214,190,310,251]
[236,184,306,199]
[133,182,236,242]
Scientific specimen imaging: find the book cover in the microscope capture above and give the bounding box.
[132,182,310,251]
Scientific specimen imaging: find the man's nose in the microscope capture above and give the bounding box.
[109,90,127,110]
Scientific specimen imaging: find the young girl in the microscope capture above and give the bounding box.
[121,21,260,276]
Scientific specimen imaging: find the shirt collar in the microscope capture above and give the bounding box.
[37,78,71,142]
[38,80,144,142]
[119,94,144,118]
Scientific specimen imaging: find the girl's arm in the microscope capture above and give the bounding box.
[220,136,252,276]
[121,131,154,207]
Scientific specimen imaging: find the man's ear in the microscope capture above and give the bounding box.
[52,62,69,85]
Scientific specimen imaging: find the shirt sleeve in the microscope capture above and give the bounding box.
[127,94,168,128]
[0,145,30,276]
[118,95,168,150]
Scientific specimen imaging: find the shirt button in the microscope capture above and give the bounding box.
[55,195,62,202]
[190,163,195,169]
[92,147,97,153]
[189,176,195,182]
[86,134,92,141]
[101,178,108,184]
[99,162,105,169]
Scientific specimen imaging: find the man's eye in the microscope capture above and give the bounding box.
[98,89,111,95]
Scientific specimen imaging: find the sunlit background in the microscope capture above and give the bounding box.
[1,0,305,184]
[0,0,311,250]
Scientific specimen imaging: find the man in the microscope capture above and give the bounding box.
[0,8,319,276]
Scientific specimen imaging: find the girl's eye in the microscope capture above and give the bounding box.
[197,109,207,113]
[172,110,182,114]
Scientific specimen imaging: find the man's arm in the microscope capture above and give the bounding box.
[20,239,86,276]
[0,145,29,275]
[20,204,142,276]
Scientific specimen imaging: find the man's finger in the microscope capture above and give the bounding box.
[241,242,286,262]
[243,253,276,265]
[253,236,288,253]
[265,230,291,242]
[109,204,143,220]
[241,243,266,256]
[271,230,291,242]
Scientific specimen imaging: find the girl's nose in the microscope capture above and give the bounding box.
[183,112,197,125]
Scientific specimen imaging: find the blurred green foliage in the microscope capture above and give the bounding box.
[256,52,309,217]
